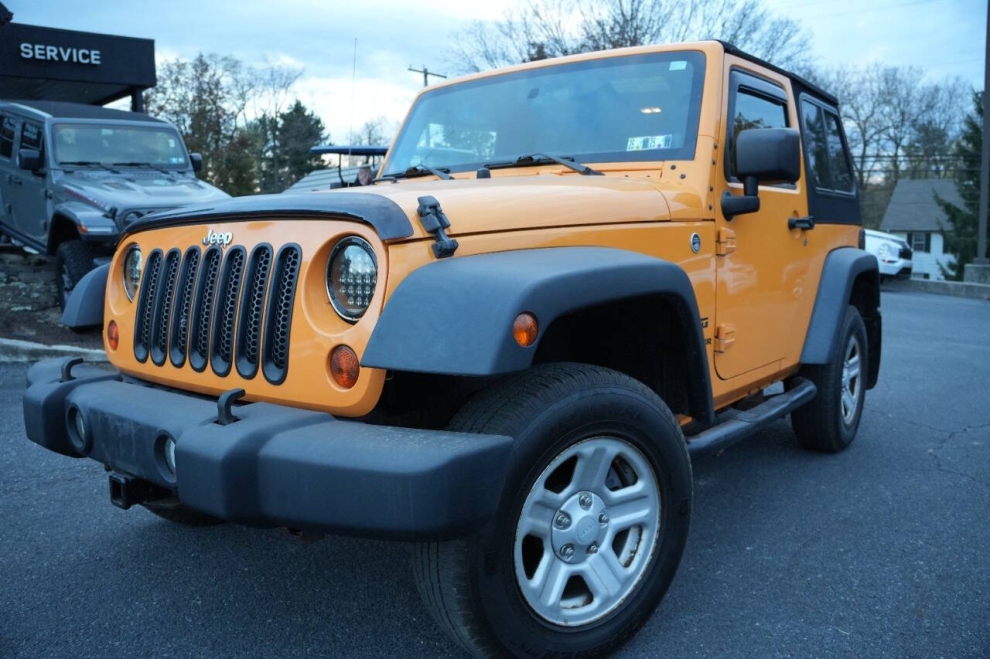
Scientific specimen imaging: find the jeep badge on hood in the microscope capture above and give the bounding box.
[203,229,233,247]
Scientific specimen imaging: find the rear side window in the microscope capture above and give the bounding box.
[0,117,16,159]
[824,112,853,192]
[801,99,854,194]
[802,102,831,188]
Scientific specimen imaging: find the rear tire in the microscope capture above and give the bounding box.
[141,498,225,527]
[413,363,692,658]
[791,305,868,452]
[55,239,95,311]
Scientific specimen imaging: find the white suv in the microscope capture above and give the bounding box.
[865,229,913,281]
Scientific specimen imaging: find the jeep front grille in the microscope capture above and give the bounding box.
[134,243,301,384]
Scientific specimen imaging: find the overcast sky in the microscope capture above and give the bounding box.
[6,0,987,143]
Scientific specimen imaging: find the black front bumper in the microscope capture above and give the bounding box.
[23,358,513,540]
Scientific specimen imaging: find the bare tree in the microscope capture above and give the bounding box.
[349,117,391,147]
[447,0,811,72]
[145,54,259,195]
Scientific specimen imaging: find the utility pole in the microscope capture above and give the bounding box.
[408,65,447,88]
[976,0,990,265]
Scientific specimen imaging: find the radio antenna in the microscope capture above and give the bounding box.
[346,38,357,170]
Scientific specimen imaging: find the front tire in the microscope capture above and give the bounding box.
[791,305,868,452]
[413,363,692,658]
[55,239,95,311]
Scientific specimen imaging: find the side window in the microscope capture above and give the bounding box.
[727,84,788,180]
[823,111,854,192]
[801,101,832,189]
[800,98,855,195]
[0,116,16,160]
[20,122,44,159]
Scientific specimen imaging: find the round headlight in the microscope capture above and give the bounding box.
[123,245,143,301]
[326,237,378,321]
[877,242,892,261]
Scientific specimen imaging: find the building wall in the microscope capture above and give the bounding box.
[890,231,955,281]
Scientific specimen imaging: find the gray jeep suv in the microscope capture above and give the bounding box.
[0,101,229,307]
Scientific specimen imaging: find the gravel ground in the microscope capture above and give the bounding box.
[0,244,103,349]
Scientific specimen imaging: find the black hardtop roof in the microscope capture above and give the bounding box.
[0,100,166,123]
[718,41,839,107]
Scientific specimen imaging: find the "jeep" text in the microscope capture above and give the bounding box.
[203,230,233,247]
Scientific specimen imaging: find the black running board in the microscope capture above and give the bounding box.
[687,378,817,458]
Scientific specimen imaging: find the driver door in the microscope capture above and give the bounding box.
[714,66,811,380]
[13,121,50,244]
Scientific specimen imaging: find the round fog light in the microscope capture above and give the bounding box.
[67,406,90,454]
[164,437,176,475]
[72,409,86,442]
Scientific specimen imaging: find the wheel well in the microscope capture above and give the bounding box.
[850,270,881,388]
[532,295,696,418]
[48,214,79,255]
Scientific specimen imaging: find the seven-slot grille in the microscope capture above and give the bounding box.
[133,242,301,384]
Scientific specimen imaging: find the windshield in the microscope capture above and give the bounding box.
[52,123,190,169]
[384,50,705,176]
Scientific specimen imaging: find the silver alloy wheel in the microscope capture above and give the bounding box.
[840,333,862,425]
[513,437,661,627]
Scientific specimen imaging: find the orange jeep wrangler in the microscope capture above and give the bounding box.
[24,41,880,657]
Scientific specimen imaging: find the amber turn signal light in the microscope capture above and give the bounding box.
[513,312,539,347]
[106,320,119,351]
[330,345,360,389]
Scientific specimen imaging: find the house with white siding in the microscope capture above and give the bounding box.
[879,179,963,281]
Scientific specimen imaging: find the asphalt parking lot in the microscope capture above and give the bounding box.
[1,289,988,658]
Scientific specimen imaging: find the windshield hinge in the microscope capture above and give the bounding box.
[716,227,736,256]
[416,196,459,259]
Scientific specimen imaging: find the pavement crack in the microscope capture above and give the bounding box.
[926,427,990,489]
[866,409,944,434]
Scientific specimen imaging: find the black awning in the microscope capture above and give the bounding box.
[0,23,155,107]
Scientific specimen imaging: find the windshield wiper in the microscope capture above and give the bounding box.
[60,160,120,173]
[387,164,452,181]
[484,153,603,176]
[112,162,172,175]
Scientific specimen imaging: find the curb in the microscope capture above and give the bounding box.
[0,338,108,364]
[886,279,990,300]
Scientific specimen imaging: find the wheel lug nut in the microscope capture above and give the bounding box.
[587,543,598,554]
[578,493,593,509]
[560,544,575,559]
[555,513,571,529]
[599,512,609,525]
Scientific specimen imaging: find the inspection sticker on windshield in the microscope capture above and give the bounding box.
[627,135,672,151]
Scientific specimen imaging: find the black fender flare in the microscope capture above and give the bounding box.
[50,201,118,245]
[60,263,108,330]
[800,247,881,386]
[363,247,714,424]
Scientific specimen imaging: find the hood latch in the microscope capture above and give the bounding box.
[416,195,459,259]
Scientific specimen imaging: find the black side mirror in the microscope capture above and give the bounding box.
[721,128,801,220]
[18,148,42,172]
[189,153,203,173]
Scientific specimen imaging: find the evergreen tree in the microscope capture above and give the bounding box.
[935,91,984,280]
[279,100,327,187]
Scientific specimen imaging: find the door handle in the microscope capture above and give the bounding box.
[7,175,23,186]
[788,215,814,230]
